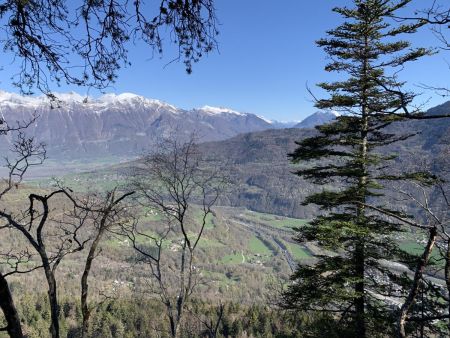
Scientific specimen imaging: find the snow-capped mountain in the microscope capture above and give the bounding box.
[294,111,339,129]
[197,105,246,116]
[0,91,273,160]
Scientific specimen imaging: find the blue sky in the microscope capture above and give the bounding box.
[1,0,449,121]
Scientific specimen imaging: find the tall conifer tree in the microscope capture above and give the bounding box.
[282,1,431,336]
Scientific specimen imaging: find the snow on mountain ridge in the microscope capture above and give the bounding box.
[0,90,44,108]
[54,92,86,103]
[0,91,179,112]
[0,91,277,160]
[198,105,246,116]
[197,105,277,122]
[257,115,273,124]
[98,92,139,103]
[0,91,277,122]
[95,93,178,111]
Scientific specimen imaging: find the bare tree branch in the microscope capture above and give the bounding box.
[0,0,219,95]
[126,134,226,337]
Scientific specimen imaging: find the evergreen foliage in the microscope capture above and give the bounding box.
[282,1,432,336]
[2,294,320,338]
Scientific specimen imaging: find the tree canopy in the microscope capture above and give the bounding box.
[282,1,433,336]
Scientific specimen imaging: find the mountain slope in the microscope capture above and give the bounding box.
[0,92,272,160]
[294,111,338,128]
[199,103,450,218]
[199,128,318,218]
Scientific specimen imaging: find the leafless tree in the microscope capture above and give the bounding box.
[125,135,226,338]
[0,252,30,338]
[426,183,450,328]
[1,178,134,338]
[360,177,449,337]
[0,187,93,338]
[392,1,449,48]
[392,1,450,96]
[77,188,134,338]
[0,0,219,96]
[0,118,45,338]
[0,2,219,336]
[393,181,448,338]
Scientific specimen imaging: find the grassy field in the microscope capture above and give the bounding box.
[400,241,442,264]
[241,210,309,230]
[398,228,442,265]
[248,236,273,256]
[221,253,244,264]
[196,236,225,248]
[29,170,128,193]
[285,241,311,260]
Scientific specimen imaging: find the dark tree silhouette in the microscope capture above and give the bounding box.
[0,120,45,338]
[0,0,219,96]
[77,189,134,338]
[0,265,24,338]
[0,188,92,338]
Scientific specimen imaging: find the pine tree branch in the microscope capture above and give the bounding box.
[353,202,432,229]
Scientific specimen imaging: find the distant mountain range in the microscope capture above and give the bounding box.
[0,92,271,159]
[0,91,333,160]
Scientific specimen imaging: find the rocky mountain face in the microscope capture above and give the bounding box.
[0,91,273,160]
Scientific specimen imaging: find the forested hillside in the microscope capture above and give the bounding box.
[199,102,450,218]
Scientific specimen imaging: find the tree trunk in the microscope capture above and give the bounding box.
[354,103,368,338]
[81,230,104,338]
[168,311,178,338]
[354,240,366,338]
[397,227,437,338]
[44,266,59,338]
[0,273,24,338]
